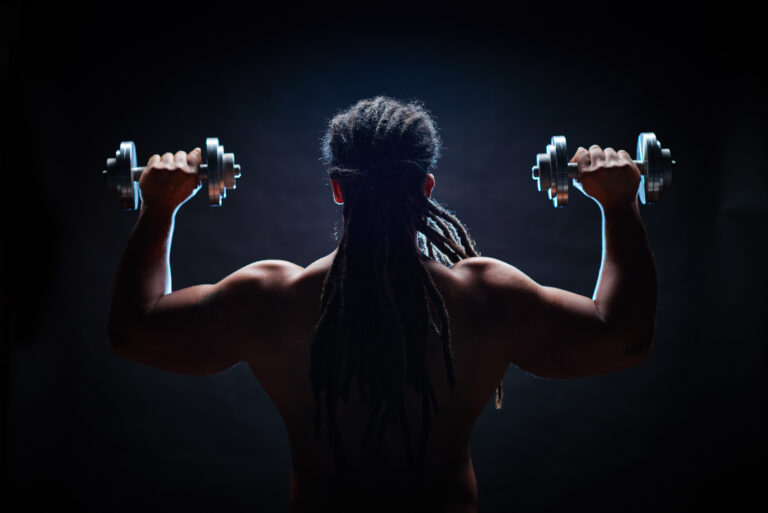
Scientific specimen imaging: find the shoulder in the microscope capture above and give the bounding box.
[451,256,514,275]
[446,257,546,331]
[239,259,305,284]
[451,256,539,295]
[210,260,308,348]
[215,253,338,310]
[216,259,305,301]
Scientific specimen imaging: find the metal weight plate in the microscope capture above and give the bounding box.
[545,143,557,203]
[637,132,661,204]
[533,151,552,194]
[206,137,223,206]
[216,144,225,199]
[104,157,117,190]
[117,141,139,210]
[551,136,569,207]
[661,148,673,189]
[223,152,237,190]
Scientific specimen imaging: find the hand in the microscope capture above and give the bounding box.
[139,149,203,213]
[571,145,641,211]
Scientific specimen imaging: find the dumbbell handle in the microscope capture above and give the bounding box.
[532,159,676,180]
[101,163,242,182]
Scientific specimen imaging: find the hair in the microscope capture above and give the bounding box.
[310,96,503,472]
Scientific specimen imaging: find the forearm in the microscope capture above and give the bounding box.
[108,205,176,342]
[593,198,658,350]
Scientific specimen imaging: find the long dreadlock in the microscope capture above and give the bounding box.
[310,96,503,472]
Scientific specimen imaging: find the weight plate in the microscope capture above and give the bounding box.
[217,145,225,199]
[637,132,661,204]
[105,157,117,189]
[206,137,222,206]
[661,148,673,188]
[546,143,558,204]
[648,133,662,203]
[223,152,237,190]
[117,141,139,210]
[551,136,569,207]
[534,152,552,193]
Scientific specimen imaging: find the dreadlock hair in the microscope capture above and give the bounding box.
[310,96,503,473]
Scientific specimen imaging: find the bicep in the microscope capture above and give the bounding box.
[470,258,641,379]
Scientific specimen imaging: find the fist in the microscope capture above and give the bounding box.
[139,149,203,212]
[571,145,641,211]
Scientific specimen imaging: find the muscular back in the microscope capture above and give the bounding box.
[112,222,652,511]
[245,251,512,512]
[225,231,654,512]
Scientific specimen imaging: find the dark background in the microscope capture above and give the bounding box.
[2,1,766,511]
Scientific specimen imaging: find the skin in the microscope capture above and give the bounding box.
[109,145,656,512]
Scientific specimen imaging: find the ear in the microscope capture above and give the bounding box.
[424,173,435,198]
[331,178,344,205]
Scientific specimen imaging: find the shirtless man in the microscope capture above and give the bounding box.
[108,97,657,512]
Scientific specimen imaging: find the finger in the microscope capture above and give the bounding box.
[147,154,161,167]
[161,152,175,165]
[174,151,188,168]
[589,145,605,166]
[604,147,619,162]
[187,147,203,167]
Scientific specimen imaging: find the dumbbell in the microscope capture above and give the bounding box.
[102,137,241,210]
[531,132,674,207]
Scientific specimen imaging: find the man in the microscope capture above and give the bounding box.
[108,97,657,512]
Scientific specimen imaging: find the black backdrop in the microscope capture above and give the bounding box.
[2,2,766,511]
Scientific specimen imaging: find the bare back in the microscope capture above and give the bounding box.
[246,251,511,512]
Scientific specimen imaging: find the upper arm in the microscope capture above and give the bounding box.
[455,257,647,379]
[110,260,303,375]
